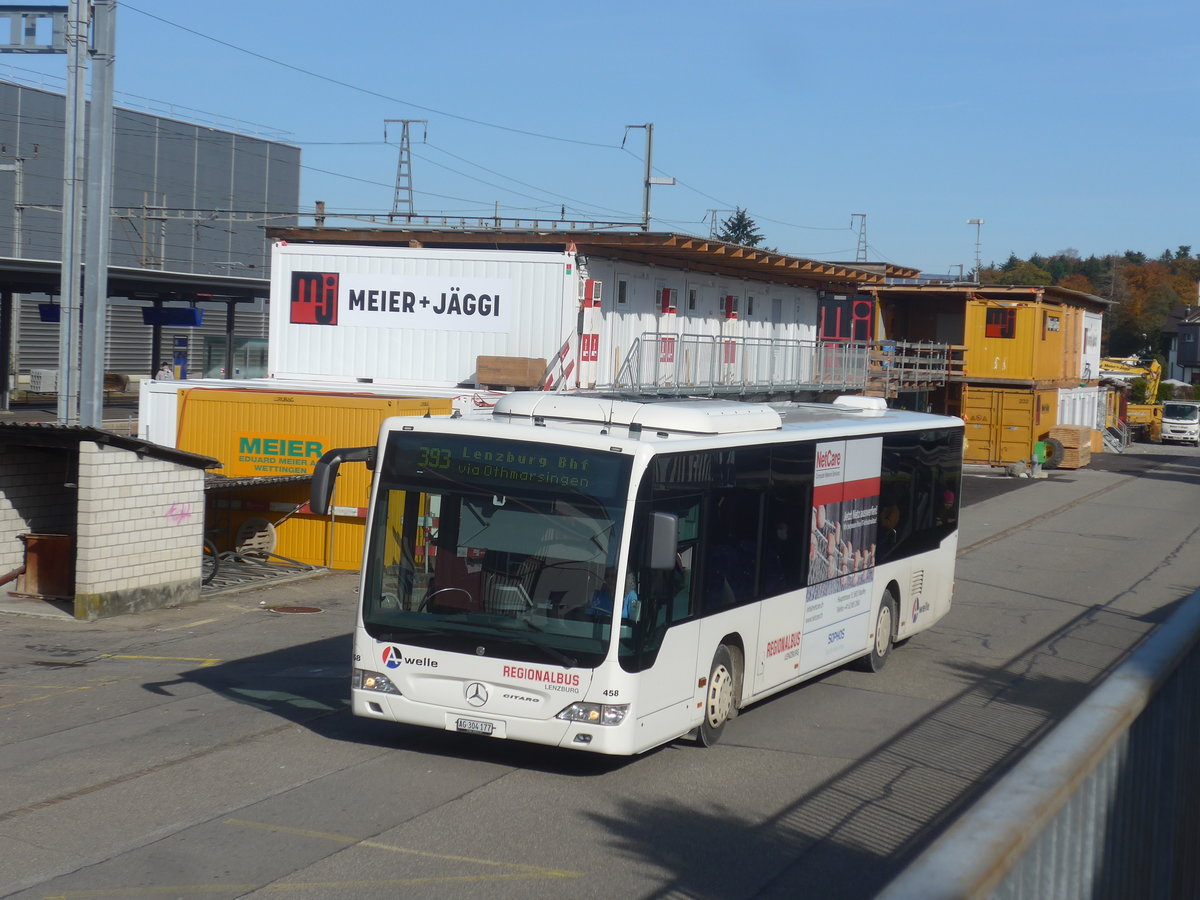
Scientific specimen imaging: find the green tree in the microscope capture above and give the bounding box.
[1130,377,1151,405]
[990,260,1053,285]
[717,207,765,247]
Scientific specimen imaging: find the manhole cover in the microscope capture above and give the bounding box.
[263,605,323,614]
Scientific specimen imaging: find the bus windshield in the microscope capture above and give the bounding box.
[361,432,633,668]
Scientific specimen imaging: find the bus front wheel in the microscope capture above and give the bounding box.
[858,590,897,673]
[698,645,736,747]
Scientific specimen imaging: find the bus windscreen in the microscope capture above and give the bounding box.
[363,432,634,667]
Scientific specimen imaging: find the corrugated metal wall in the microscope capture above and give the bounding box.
[0,80,298,268]
[0,78,296,379]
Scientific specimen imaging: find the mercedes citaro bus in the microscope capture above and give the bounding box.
[311,394,963,755]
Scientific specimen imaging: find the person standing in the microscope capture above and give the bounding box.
[155,361,174,381]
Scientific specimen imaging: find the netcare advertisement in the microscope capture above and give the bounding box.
[803,437,881,670]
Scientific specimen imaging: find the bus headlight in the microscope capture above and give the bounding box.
[352,668,401,694]
[556,701,629,726]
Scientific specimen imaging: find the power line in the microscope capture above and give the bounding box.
[122,4,622,150]
[419,142,640,220]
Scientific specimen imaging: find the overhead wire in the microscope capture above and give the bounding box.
[121,4,622,150]
[418,142,642,221]
[7,9,863,248]
[617,145,849,235]
[118,6,854,238]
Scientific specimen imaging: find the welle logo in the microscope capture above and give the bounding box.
[290,271,338,325]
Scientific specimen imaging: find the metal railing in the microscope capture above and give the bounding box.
[1104,420,1131,453]
[613,333,870,396]
[869,341,965,393]
[613,333,959,398]
[876,588,1200,900]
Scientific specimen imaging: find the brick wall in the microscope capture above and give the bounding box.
[0,448,76,576]
[75,441,205,616]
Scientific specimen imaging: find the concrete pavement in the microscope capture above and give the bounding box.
[2,440,1197,899]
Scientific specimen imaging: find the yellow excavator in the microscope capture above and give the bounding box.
[1100,356,1162,441]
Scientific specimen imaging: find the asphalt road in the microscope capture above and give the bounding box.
[2,440,1198,900]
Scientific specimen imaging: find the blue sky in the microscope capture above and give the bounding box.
[5,0,1197,274]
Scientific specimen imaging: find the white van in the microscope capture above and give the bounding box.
[1160,400,1200,447]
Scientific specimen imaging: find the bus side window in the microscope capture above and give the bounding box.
[673,544,695,621]
[668,500,700,622]
[878,429,963,562]
[703,492,760,610]
[631,496,699,629]
[766,441,813,594]
[763,497,805,596]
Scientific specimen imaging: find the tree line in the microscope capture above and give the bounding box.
[979,248,1200,359]
[713,207,1195,362]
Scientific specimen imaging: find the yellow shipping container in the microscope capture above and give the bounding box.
[962,385,1058,466]
[963,298,1075,383]
[176,388,452,569]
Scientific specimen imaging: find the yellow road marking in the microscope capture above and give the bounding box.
[45,872,568,898]
[99,654,221,667]
[41,822,581,898]
[226,818,581,878]
[0,679,123,710]
[43,886,261,898]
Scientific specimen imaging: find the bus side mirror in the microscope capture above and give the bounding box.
[310,446,375,516]
[648,512,678,570]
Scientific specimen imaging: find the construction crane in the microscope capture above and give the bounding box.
[1100,356,1163,441]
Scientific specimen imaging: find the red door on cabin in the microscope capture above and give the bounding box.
[818,294,875,342]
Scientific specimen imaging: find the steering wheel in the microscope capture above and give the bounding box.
[417,586,473,613]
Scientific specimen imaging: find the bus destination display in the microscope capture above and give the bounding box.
[386,432,628,497]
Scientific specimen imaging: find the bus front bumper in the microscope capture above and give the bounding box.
[352,689,646,755]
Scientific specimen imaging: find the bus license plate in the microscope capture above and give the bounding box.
[455,717,495,736]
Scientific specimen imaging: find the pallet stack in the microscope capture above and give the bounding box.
[1049,425,1092,469]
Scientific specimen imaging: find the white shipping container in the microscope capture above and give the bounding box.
[269,243,576,387]
[1057,386,1100,429]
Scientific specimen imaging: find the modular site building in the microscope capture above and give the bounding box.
[259,228,957,400]
[864,282,1111,466]
[141,229,963,570]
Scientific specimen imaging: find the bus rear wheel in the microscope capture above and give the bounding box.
[698,645,736,747]
[858,589,897,673]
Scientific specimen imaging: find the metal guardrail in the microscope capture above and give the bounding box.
[614,333,871,396]
[876,588,1200,900]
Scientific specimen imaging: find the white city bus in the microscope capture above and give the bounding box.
[311,394,963,756]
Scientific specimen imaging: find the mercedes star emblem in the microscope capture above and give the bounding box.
[465,682,488,707]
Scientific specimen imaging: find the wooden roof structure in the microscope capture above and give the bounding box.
[264,227,920,291]
[865,282,1112,311]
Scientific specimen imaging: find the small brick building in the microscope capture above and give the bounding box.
[0,424,216,618]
